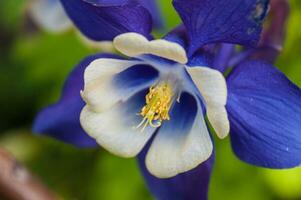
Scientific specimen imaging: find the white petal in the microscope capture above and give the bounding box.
[80,96,156,158]
[113,32,188,64]
[187,67,230,139]
[187,67,227,105]
[28,0,72,33]
[81,58,146,112]
[145,99,213,178]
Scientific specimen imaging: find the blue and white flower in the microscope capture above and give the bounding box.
[80,32,228,178]
[33,0,301,199]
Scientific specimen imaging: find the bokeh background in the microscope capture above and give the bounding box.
[0,1,301,199]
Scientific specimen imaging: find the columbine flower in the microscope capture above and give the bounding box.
[80,31,226,178]
[34,0,301,199]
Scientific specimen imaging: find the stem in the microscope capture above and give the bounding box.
[0,148,58,200]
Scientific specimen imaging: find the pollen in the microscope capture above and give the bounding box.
[136,82,173,131]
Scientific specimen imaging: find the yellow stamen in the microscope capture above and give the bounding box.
[137,82,173,131]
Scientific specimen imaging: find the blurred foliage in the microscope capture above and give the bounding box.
[0,130,151,200]
[0,0,301,200]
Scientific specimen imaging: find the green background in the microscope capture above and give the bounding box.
[0,1,301,199]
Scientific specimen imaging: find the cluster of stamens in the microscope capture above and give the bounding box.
[136,82,173,131]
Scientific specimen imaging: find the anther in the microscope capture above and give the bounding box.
[136,82,173,131]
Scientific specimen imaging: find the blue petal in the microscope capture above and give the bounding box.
[138,144,214,200]
[85,0,164,29]
[164,25,189,52]
[60,0,153,41]
[138,0,164,29]
[212,44,235,72]
[227,61,301,168]
[33,53,121,147]
[205,0,288,73]
[250,0,289,63]
[227,0,289,68]
[187,48,215,67]
[82,0,128,6]
[173,0,269,55]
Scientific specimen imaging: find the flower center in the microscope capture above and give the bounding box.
[136,82,173,131]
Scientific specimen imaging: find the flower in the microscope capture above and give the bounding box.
[80,32,226,179]
[33,0,301,199]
